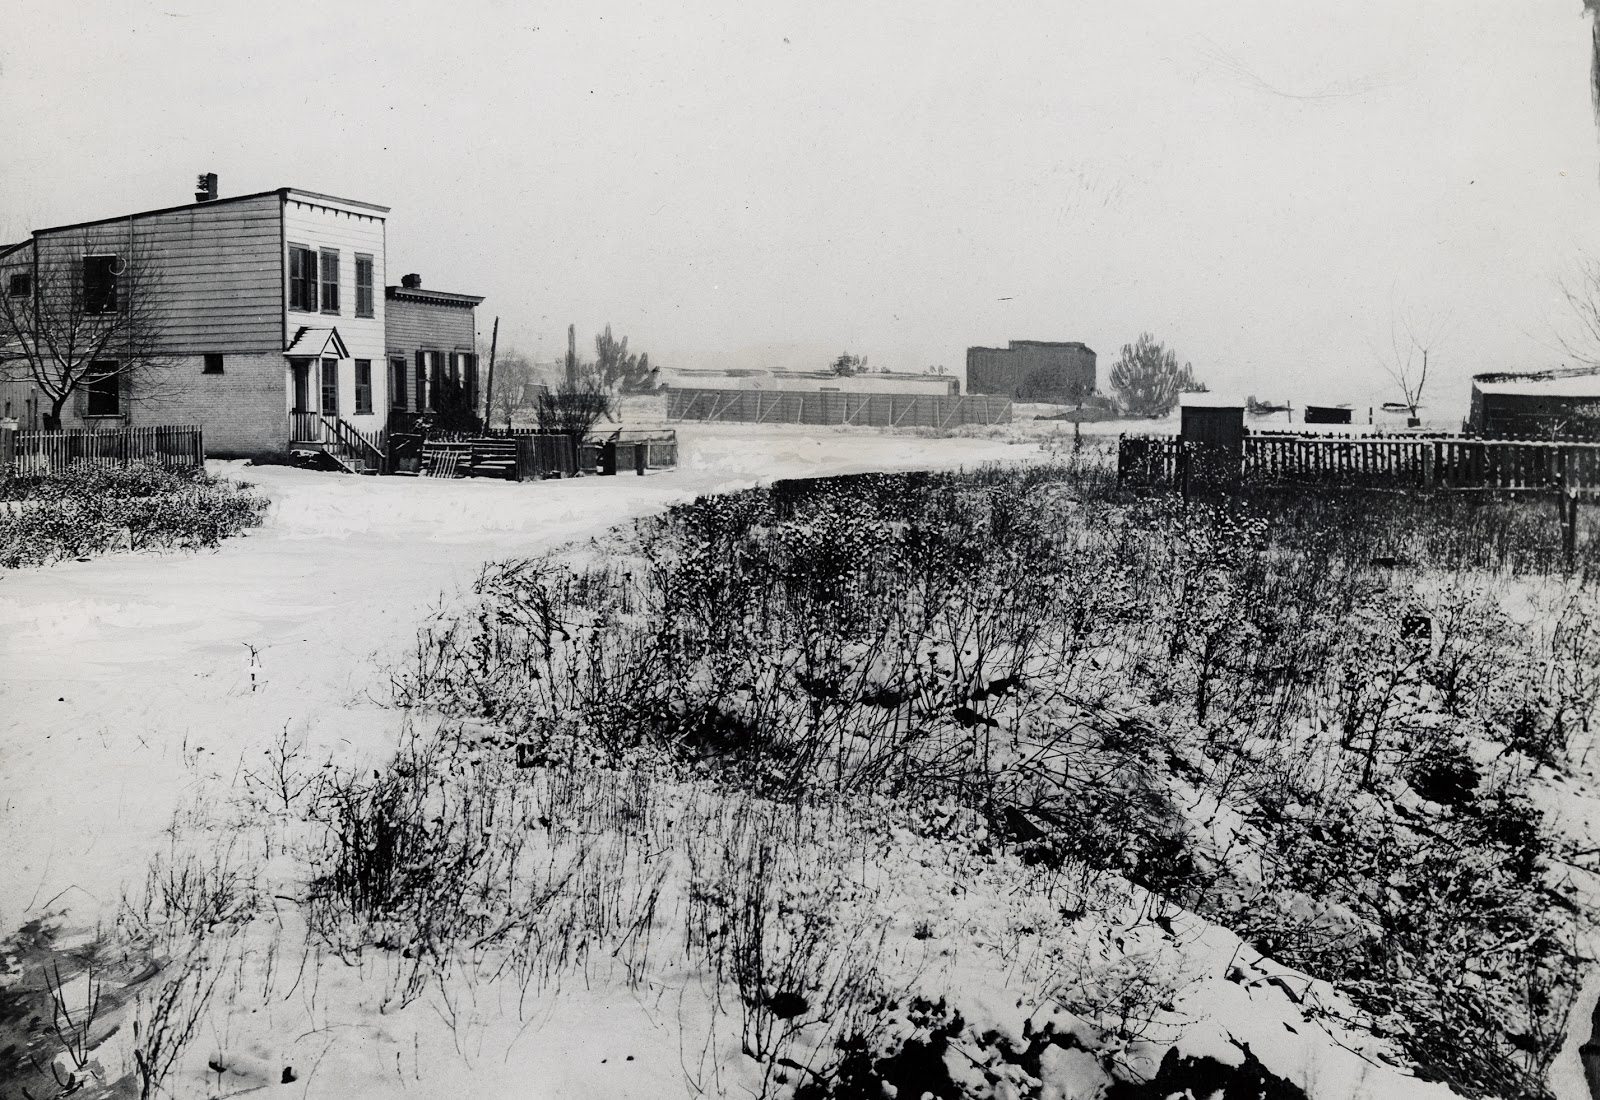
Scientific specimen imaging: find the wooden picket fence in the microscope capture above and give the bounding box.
[1119,433,1600,492]
[1,425,205,474]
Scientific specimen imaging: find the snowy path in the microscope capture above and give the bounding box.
[0,426,1042,933]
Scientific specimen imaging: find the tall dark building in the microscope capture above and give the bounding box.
[965,340,1096,401]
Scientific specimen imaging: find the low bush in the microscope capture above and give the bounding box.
[0,460,268,567]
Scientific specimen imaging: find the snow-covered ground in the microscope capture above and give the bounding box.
[0,424,1042,937]
[1,422,1593,1100]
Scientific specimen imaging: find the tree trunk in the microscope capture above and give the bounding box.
[44,395,67,431]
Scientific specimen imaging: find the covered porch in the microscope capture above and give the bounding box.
[286,326,386,473]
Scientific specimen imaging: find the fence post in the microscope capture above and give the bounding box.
[1566,488,1579,570]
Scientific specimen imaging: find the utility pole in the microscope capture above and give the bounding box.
[483,316,499,428]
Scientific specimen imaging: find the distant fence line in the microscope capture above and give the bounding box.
[1119,433,1600,492]
[666,387,1013,428]
[1,425,205,474]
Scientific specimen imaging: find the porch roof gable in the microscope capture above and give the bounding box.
[284,326,350,359]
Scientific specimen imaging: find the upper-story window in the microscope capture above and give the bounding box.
[7,273,30,297]
[289,245,318,312]
[83,256,118,315]
[320,249,340,314]
[355,255,374,318]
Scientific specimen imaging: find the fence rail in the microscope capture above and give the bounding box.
[666,387,1012,428]
[1,425,205,474]
[1119,433,1600,492]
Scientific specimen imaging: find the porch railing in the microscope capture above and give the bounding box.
[290,411,386,473]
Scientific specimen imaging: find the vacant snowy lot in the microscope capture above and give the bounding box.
[0,426,1038,935]
[4,425,1598,1100]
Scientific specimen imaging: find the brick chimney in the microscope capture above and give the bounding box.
[195,172,218,203]
[401,273,422,289]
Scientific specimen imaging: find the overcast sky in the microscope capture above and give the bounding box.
[4,0,1599,415]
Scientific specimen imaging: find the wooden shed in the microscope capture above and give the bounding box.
[1303,405,1352,425]
[1179,394,1246,450]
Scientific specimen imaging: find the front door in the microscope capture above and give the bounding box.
[291,359,311,412]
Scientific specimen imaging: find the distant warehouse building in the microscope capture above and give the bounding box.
[1469,367,1600,439]
[966,340,1096,402]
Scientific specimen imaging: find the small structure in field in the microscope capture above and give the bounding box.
[1303,405,1353,425]
[1468,367,1600,439]
[1179,393,1246,450]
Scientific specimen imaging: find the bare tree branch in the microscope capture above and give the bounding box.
[1374,306,1452,422]
[0,228,174,428]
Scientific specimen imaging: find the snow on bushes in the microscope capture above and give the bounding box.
[392,462,1599,1097]
[0,460,268,567]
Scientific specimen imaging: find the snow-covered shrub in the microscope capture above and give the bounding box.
[389,464,1594,1097]
[0,460,268,567]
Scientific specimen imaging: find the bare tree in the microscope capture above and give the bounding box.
[535,362,613,446]
[1375,307,1451,426]
[0,230,172,429]
[1555,255,1600,369]
[486,348,539,430]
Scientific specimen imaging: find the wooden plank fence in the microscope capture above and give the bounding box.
[666,387,1012,428]
[1119,433,1600,492]
[416,430,677,481]
[1,425,204,474]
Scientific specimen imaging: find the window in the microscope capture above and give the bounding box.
[354,359,373,415]
[83,256,118,314]
[355,255,374,318]
[7,272,30,297]
[429,351,444,411]
[320,249,340,314]
[320,358,339,415]
[415,352,427,413]
[86,361,120,416]
[289,246,318,311]
[462,353,479,411]
[390,356,407,409]
[202,353,224,374]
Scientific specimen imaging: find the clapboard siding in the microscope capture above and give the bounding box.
[30,194,283,355]
[384,296,476,352]
[282,195,388,422]
[282,196,385,363]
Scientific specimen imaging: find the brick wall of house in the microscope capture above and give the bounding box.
[56,353,289,456]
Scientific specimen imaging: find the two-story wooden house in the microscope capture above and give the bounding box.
[0,177,483,464]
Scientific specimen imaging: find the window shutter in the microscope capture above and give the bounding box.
[73,384,86,419]
[416,351,426,412]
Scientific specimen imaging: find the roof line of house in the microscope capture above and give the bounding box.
[1473,366,1600,385]
[29,187,391,237]
[386,286,485,306]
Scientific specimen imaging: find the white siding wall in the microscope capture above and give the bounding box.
[282,194,387,430]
